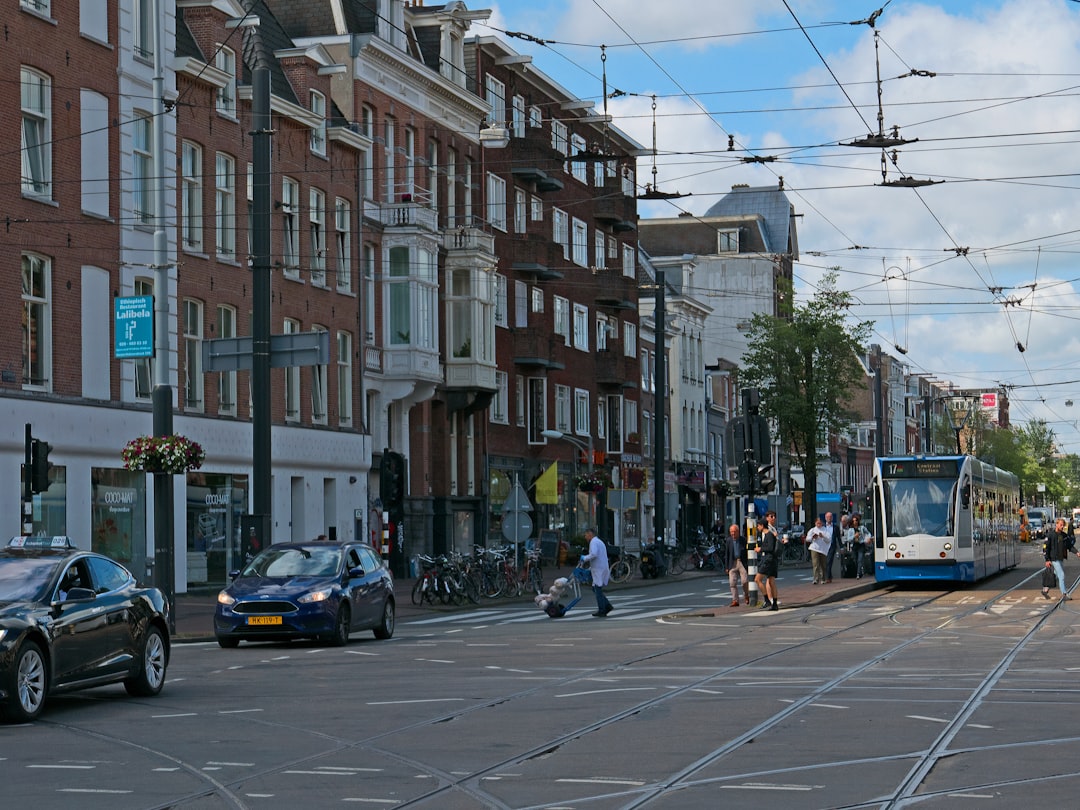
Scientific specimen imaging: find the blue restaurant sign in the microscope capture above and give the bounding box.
[114,295,154,359]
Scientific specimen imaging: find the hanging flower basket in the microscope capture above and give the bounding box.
[574,472,606,493]
[122,435,205,475]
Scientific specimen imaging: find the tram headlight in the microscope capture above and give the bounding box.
[888,543,897,552]
[943,543,952,551]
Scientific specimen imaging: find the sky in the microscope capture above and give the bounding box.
[474,0,1080,454]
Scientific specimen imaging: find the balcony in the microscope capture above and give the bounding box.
[372,198,438,233]
[595,350,637,388]
[507,234,564,280]
[593,177,637,232]
[442,225,496,258]
[511,329,565,370]
[380,344,442,384]
[509,128,566,194]
[594,273,638,311]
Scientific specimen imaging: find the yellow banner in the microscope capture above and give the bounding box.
[535,461,558,504]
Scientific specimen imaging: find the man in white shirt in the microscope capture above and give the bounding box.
[581,528,613,617]
[805,516,831,584]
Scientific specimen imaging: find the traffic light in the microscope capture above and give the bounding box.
[379,450,405,513]
[754,463,775,495]
[738,457,753,495]
[30,439,52,494]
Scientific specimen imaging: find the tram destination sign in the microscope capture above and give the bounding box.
[882,459,959,478]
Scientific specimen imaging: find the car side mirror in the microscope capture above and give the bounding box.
[348,566,364,579]
[62,587,96,603]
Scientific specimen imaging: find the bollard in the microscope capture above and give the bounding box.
[746,503,759,606]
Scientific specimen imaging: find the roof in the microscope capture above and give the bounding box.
[704,185,797,256]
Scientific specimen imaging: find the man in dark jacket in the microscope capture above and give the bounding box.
[1042,517,1077,600]
[823,511,841,583]
[721,523,750,606]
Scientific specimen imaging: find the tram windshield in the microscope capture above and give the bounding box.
[883,477,954,538]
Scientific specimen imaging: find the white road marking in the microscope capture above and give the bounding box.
[29,764,95,769]
[721,783,816,791]
[556,687,657,698]
[366,698,465,706]
[908,715,949,723]
[58,789,132,794]
[557,778,646,786]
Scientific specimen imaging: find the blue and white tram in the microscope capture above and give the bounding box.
[870,455,1021,583]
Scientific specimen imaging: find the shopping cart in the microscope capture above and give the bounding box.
[535,566,589,618]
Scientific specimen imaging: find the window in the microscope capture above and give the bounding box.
[622,243,636,278]
[284,318,300,421]
[574,389,590,437]
[80,0,109,41]
[555,385,571,432]
[605,395,623,453]
[335,199,352,292]
[717,229,739,253]
[363,243,375,339]
[623,321,637,356]
[281,177,299,274]
[514,189,526,233]
[21,254,50,389]
[553,208,569,259]
[570,133,587,183]
[388,247,411,345]
[427,139,438,212]
[387,246,437,349]
[594,231,606,270]
[183,299,203,411]
[215,47,237,116]
[621,163,636,196]
[530,287,544,313]
[181,141,203,250]
[311,325,328,424]
[511,95,525,137]
[624,399,638,447]
[494,274,507,328]
[132,111,153,225]
[530,195,543,222]
[23,0,51,16]
[447,266,495,366]
[529,106,542,128]
[553,296,570,344]
[81,90,109,217]
[217,305,236,415]
[309,188,326,285]
[485,74,505,127]
[596,314,609,351]
[463,157,473,224]
[402,126,416,198]
[134,0,153,58]
[486,172,506,230]
[21,67,51,198]
[527,377,547,443]
[514,279,527,327]
[491,371,509,424]
[134,278,153,399]
[571,218,588,267]
[516,374,526,427]
[310,90,326,156]
[215,153,235,257]
[337,331,352,427]
[383,117,395,201]
[641,349,651,391]
[551,119,568,156]
[445,149,457,226]
[573,304,589,350]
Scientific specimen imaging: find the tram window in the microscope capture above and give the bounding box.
[885,478,952,537]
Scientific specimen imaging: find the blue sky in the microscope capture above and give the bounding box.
[477,0,1080,454]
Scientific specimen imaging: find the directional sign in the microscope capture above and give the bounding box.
[502,482,533,514]
[502,511,533,544]
[114,295,154,359]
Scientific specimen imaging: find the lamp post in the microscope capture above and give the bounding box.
[542,429,596,552]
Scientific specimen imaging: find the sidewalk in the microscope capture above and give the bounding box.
[172,562,875,642]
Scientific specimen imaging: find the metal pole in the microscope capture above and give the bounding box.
[23,424,32,536]
[746,502,759,606]
[152,0,175,630]
[251,60,273,527]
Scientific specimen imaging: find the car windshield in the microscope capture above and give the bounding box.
[242,547,342,578]
[0,557,61,601]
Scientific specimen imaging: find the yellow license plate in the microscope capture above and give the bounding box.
[246,616,282,626]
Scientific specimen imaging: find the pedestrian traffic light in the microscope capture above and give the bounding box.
[30,439,52,494]
[754,463,775,495]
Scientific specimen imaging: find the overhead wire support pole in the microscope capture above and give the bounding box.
[152,0,175,631]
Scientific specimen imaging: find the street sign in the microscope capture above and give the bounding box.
[606,489,638,510]
[114,295,154,359]
[202,331,330,372]
[503,482,533,514]
[502,511,533,544]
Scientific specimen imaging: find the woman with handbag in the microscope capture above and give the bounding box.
[755,510,786,611]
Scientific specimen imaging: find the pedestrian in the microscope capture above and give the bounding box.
[848,513,872,579]
[722,523,750,606]
[805,516,830,584]
[580,528,613,617]
[1041,517,1077,600]
[823,511,841,583]
[754,510,786,611]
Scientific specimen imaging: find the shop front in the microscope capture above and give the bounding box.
[90,468,148,577]
[186,472,249,589]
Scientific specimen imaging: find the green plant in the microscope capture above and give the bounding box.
[122,435,205,474]
[453,339,472,358]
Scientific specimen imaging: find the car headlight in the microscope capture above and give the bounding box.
[217,591,236,606]
[0,628,7,643]
[297,588,333,604]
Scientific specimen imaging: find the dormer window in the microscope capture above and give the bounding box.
[215,46,236,116]
[310,90,327,156]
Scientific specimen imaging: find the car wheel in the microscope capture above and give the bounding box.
[216,635,240,649]
[124,626,168,697]
[4,640,47,723]
[373,599,395,640]
[325,604,351,647]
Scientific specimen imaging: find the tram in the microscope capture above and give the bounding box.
[870,455,1021,583]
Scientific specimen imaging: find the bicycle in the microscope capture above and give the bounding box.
[519,548,544,595]
[609,551,637,583]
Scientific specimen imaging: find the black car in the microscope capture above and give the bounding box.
[214,541,395,648]
[0,536,171,722]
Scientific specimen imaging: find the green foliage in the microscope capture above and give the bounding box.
[739,270,875,518]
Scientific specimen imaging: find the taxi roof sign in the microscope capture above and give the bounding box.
[8,536,77,550]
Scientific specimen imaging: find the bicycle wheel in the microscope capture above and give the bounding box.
[527,564,544,595]
[461,574,480,604]
[669,550,689,575]
[411,577,425,606]
[481,568,503,598]
[503,567,522,598]
[610,558,631,583]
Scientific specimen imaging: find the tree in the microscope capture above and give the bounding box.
[740,271,874,522]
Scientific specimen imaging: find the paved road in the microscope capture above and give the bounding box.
[5,545,1078,809]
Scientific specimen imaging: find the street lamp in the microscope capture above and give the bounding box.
[541,429,593,472]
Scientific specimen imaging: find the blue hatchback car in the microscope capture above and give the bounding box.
[214,541,394,648]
